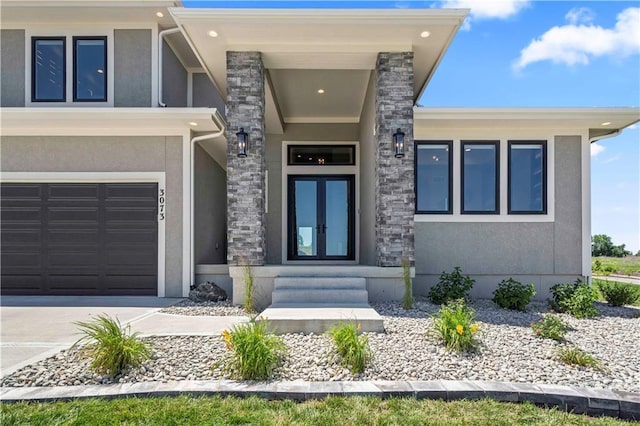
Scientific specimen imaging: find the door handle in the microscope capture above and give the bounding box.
[322,224,327,233]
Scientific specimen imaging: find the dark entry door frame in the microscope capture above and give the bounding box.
[287,175,356,261]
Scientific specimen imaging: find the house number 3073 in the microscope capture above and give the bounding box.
[158,189,166,221]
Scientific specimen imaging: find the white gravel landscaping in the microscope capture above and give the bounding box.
[2,299,639,392]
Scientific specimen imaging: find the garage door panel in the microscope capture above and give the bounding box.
[0,182,158,296]
[48,184,99,200]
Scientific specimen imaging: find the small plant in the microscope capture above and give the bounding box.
[602,265,614,275]
[549,279,598,319]
[432,300,480,352]
[557,346,601,369]
[531,314,569,341]
[597,280,640,307]
[243,263,255,314]
[402,259,413,310]
[328,322,371,374]
[492,278,536,311]
[428,267,475,305]
[218,319,286,380]
[73,315,151,378]
[591,259,602,272]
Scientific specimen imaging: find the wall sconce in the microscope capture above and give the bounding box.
[236,127,248,158]
[393,128,405,158]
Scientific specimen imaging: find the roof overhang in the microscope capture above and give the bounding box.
[414,107,640,138]
[169,7,469,103]
[0,108,224,136]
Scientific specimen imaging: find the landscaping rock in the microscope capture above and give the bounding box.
[188,282,227,303]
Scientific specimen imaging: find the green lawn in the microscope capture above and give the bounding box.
[593,256,640,277]
[1,396,633,426]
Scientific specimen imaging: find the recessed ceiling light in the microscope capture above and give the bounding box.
[96,69,104,74]
[156,11,164,18]
[601,121,611,126]
[208,30,219,38]
[189,122,198,127]
[420,31,431,38]
[317,89,325,94]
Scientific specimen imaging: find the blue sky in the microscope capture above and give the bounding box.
[185,0,640,253]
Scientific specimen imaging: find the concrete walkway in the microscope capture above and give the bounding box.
[0,296,248,377]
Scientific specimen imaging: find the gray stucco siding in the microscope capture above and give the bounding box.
[0,136,184,297]
[192,73,225,115]
[1,30,26,107]
[162,41,187,107]
[114,29,152,107]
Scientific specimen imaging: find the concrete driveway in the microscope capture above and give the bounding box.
[0,296,181,377]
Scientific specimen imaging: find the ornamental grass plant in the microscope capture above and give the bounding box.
[328,322,371,374]
[219,319,286,380]
[73,315,151,378]
[557,346,602,369]
[432,300,480,352]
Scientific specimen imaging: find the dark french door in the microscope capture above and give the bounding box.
[288,175,355,260]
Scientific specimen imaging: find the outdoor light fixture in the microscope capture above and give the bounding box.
[236,127,248,157]
[393,128,405,158]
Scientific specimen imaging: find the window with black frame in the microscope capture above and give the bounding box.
[508,141,547,214]
[73,37,107,102]
[461,141,499,214]
[415,141,452,214]
[32,37,66,102]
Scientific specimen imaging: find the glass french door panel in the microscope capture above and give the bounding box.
[325,180,349,256]
[294,180,317,257]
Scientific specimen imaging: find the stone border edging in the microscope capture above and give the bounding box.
[1,380,638,420]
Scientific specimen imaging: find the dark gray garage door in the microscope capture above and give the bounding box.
[1,183,158,296]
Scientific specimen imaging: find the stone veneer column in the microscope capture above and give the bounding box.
[226,52,266,265]
[375,52,415,266]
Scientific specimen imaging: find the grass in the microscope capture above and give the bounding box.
[593,278,640,307]
[593,256,640,277]
[1,396,632,426]
[557,346,602,370]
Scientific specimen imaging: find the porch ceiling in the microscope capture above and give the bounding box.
[169,8,468,128]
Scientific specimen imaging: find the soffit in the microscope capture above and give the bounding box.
[169,8,468,103]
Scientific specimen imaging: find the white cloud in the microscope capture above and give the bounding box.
[591,142,605,157]
[514,7,640,70]
[440,0,529,30]
[565,7,595,25]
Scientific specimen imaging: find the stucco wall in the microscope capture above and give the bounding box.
[413,134,583,298]
[162,41,187,107]
[0,30,26,107]
[114,29,152,107]
[0,136,184,297]
[194,143,227,264]
[265,123,360,264]
[358,72,377,266]
[192,73,226,116]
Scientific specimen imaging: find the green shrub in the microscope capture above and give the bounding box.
[73,315,151,378]
[591,259,602,272]
[402,260,413,310]
[428,267,475,305]
[603,265,614,274]
[432,300,480,352]
[492,278,536,311]
[597,280,640,307]
[549,279,598,319]
[557,346,601,369]
[328,322,371,374]
[243,264,255,314]
[219,319,286,380]
[531,314,569,341]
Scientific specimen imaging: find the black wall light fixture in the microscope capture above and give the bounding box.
[393,128,405,158]
[236,127,248,157]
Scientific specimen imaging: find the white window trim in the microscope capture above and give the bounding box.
[0,172,167,297]
[415,136,555,223]
[281,141,360,264]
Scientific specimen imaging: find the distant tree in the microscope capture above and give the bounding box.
[636,250,640,257]
[591,234,631,257]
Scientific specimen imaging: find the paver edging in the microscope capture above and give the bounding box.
[0,380,637,420]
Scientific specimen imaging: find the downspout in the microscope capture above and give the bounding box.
[158,27,181,107]
[188,111,227,288]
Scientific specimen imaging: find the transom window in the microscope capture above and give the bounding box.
[508,141,547,214]
[31,35,107,103]
[415,141,452,214]
[287,145,355,165]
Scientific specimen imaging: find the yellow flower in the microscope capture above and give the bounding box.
[471,324,479,334]
[357,323,362,331]
[222,330,231,343]
[456,324,464,335]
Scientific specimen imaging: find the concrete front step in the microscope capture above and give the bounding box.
[272,276,368,305]
[258,305,385,334]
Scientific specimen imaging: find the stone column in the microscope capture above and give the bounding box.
[226,52,266,265]
[375,52,415,267]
